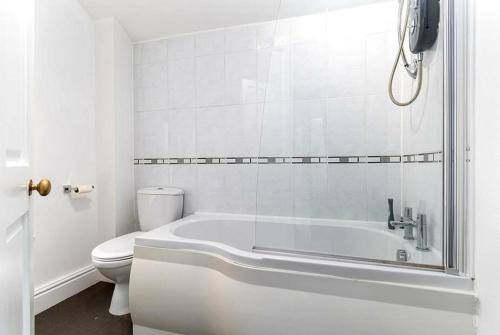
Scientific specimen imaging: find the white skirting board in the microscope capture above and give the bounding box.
[34,264,106,315]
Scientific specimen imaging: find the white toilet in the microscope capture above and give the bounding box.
[91,186,184,315]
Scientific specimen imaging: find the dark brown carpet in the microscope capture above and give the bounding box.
[35,282,132,335]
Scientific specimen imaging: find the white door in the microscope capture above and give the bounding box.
[0,0,49,334]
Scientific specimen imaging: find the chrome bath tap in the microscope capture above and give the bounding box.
[390,207,430,251]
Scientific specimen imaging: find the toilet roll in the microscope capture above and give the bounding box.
[75,185,94,194]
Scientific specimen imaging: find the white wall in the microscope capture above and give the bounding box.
[32,0,99,311]
[95,19,115,242]
[474,1,500,334]
[95,18,136,241]
[112,20,136,236]
[32,2,135,314]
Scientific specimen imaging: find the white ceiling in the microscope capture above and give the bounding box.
[78,0,390,42]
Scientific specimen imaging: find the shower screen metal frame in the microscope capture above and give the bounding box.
[443,0,473,276]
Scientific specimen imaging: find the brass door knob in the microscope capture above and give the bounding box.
[28,179,52,196]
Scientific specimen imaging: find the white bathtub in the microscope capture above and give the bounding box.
[130,213,475,335]
[171,213,442,266]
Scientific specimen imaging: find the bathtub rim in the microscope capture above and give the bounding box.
[135,212,473,292]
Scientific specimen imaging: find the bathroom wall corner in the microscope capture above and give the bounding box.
[95,18,136,241]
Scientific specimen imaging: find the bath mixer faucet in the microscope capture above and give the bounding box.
[390,207,430,251]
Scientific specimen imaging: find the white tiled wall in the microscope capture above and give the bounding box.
[134,0,443,249]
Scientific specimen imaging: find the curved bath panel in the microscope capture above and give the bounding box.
[130,246,475,335]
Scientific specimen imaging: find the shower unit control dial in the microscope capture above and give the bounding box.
[408,0,440,54]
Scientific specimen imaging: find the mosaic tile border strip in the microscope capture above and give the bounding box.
[403,151,443,163]
[134,152,442,165]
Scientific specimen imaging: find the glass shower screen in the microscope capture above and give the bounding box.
[253,0,444,269]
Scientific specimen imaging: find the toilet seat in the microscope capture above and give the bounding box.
[92,231,143,263]
[92,256,133,269]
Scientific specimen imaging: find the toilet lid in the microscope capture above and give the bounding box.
[92,231,143,262]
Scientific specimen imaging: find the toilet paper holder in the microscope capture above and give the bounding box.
[63,184,95,194]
